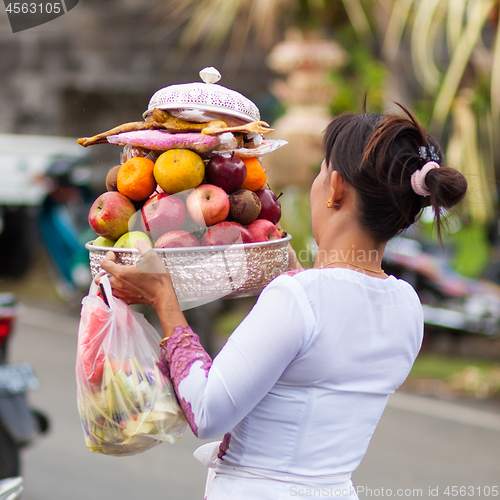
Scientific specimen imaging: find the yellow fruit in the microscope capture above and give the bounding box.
[154,149,205,194]
[114,231,152,248]
[93,236,116,247]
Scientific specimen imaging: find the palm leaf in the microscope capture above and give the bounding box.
[446,0,467,51]
[341,0,375,43]
[410,0,444,92]
[179,0,244,48]
[431,0,495,130]
[490,17,500,125]
[249,0,289,48]
[382,0,414,63]
[382,0,497,127]
[164,0,290,51]
[447,92,495,222]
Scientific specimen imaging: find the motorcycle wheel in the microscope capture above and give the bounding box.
[0,423,20,479]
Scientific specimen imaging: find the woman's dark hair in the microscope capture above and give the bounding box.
[323,104,467,243]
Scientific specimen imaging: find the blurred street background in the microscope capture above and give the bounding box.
[7,297,500,499]
[1,0,500,498]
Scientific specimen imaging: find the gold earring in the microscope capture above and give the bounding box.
[326,199,332,208]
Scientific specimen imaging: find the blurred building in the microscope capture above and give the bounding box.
[0,0,275,166]
[265,29,347,188]
[0,0,276,283]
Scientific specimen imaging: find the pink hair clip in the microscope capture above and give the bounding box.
[410,161,440,197]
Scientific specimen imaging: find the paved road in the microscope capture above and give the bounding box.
[9,305,500,499]
[354,395,500,498]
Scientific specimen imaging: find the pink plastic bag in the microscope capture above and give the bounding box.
[75,276,186,456]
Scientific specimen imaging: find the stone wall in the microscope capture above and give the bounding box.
[0,0,275,167]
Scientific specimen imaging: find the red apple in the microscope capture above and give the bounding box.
[154,230,200,248]
[186,184,230,227]
[246,219,281,243]
[88,191,136,240]
[141,193,187,241]
[205,154,247,193]
[201,221,253,246]
[255,188,282,224]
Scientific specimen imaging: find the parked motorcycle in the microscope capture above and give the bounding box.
[383,235,500,338]
[0,477,23,499]
[0,293,49,479]
[37,156,95,300]
[0,133,94,300]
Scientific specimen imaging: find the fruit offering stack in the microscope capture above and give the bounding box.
[81,68,287,251]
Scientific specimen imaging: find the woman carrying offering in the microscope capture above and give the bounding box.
[96,105,467,499]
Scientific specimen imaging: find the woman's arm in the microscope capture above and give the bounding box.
[161,275,315,438]
[98,247,211,435]
[99,243,315,439]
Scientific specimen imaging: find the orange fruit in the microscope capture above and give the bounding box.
[117,157,156,201]
[154,149,205,194]
[240,157,267,191]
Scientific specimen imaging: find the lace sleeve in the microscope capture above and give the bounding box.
[156,274,315,440]
[158,325,212,436]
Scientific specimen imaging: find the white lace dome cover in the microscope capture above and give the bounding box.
[143,67,261,124]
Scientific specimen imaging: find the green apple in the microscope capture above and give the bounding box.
[93,236,116,247]
[114,231,152,248]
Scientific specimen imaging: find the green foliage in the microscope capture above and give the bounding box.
[450,223,492,278]
[329,45,387,114]
[412,99,434,128]
[279,186,315,268]
[416,216,491,278]
[214,299,255,336]
[410,352,499,380]
[290,0,351,32]
[470,76,492,115]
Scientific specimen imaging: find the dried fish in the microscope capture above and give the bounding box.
[77,109,227,147]
[76,109,271,149]
[151,109,227,133]
[77,121,165,147]
[202,121,274,136]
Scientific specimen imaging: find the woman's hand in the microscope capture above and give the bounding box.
[95,240,176,311]
[96,240,188,338]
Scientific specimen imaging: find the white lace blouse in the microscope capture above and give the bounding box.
[161,268,423,497]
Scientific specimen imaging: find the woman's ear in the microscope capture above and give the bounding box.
[330,170,345,205]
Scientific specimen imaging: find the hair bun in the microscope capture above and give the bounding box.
[425,166,467,209]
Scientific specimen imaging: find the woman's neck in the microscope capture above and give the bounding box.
[313,224,386,275]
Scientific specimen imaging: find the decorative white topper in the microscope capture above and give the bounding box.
[199,67,222,84]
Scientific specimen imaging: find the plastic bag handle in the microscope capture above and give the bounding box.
[99,274,115,310]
